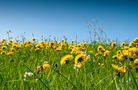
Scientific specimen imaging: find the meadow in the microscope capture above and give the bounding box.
[0,34,138,90]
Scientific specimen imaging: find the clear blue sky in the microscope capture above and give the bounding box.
[0,0,138,42]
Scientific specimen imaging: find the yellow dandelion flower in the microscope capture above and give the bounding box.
[60,54,73,65]
[122,49,129,58]
[134,59,138,65]
[117,54,124,61]
[112,55,117,59]
[75,54,88,64]
[110,42,116,47]
[35,48,40,51]
[133,37,138,43]
[42,63,50,71]
[129,47,137,54]
[123,46,129,50]
[25,44,31,47]
[128,47,138,59]
[117,50,122,56]
[121,42,127,47]
[1,51,6,55]
[95,52,102,57]
[103,50,110,58]
[0,49,2,52]
[112,64,126,74]
[9,40,13,43]
[56,46,62,51]
[111,64,119,69]
[49,42,55,48]
[68,45,73,50]
[117,67,126,73]
[37,65,42,73]
[129,42,135,47]
[10,47,15,52]
[25,41,31,44]
[8,40,13,46]
[1,38,6,43]
[12,44,21,49]
[6,51,13,56]
[1,46,7,50]
[71,46,82,55]
[97,45,105,53]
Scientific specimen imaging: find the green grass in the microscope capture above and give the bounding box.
[0,38,138,90]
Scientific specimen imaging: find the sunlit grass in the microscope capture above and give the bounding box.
[0,32,138,89]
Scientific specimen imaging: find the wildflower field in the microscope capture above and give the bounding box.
[0,36,138,90]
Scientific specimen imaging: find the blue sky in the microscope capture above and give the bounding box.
[0,0,138,42]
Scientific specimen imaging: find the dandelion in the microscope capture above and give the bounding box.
[75,54,88,65]
[12,43,21,49]
[112,55,117,60]
[129,42,135,47]
[134,59,138,65]
[122,49,129,58]
[35,48,40,51]
[103,50,110,58]
[37,65,42,74]
[36,61,50,73]
[49,42,55,48]
[117,67,126,73]
[117,50,122,55]
[121,42,127,46]
[71,46,82,55]
[117,54,124,61]
[110,41,116,48]
[128,47,138,59]
[6,51,13,56]
[133,37,138,43]
[1,38,6,43]
[97,45,105,53]
[10,47,15,52]
[1,51,6,55]
[130,59,138,71]
[95,52,101,57]
[56,46,62,51]
[1,46,7,50]
[42,63,50,71]
[111,64,126,74]
[60,54,73,65]
[0,49,2,52]
[24,41,31,47]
